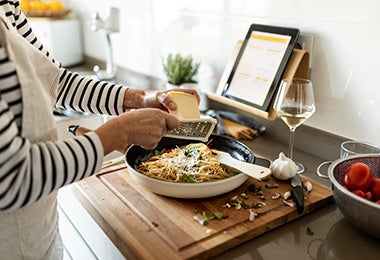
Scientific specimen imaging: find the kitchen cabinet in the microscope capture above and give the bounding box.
[55,114,124,259]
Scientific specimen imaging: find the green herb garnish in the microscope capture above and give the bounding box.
[184,145,198,157]
[182,173,196,183]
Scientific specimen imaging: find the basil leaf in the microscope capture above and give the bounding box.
[182,173,196,183]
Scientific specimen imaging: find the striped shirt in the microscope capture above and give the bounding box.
[0,0,127,211]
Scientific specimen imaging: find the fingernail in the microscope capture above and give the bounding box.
[169,102,176,110]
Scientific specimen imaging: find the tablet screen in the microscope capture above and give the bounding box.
[222,24,300,111]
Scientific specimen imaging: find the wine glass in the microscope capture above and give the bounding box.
[273,78,316,173]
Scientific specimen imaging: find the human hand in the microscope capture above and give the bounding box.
[144,88,200,111]
[123,88,200,111]
[69,125,128,154]
[95,108,180,154]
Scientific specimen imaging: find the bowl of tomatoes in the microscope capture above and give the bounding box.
[328,154,380,239]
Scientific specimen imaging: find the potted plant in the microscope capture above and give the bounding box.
[162,53,200,89]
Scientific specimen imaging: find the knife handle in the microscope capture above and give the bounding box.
[291,186,304,214]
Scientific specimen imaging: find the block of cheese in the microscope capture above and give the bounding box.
[167,91,200,119]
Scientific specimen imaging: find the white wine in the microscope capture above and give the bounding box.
[273,78,315,173]
[276,106,315,129]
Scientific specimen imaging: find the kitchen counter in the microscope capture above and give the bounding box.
[68,59,380,259]
[72,132,380,259]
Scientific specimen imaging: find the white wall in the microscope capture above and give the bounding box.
[65,0,380,146]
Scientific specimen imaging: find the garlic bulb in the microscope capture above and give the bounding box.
[270,152,297,180]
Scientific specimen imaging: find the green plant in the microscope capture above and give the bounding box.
[162,53,200,85]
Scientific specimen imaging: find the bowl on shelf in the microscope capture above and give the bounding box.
[328,154,380,239]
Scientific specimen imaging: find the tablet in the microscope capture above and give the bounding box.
[221,24,300,111]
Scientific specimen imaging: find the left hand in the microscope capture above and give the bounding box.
[123,87,200,111]
[144,88,200,111]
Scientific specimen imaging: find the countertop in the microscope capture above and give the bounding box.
[72,133,380,260]
[68,60,380,259]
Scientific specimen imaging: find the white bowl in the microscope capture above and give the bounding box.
[127,166,248,199]
[124,135,261,199]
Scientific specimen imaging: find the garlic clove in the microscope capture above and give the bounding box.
[270,152,297,180]
[283,191,292,200]
[303,180,313,193]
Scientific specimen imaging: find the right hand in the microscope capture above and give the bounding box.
[95,108,180,154]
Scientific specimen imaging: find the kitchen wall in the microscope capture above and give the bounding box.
[65,0,380,146]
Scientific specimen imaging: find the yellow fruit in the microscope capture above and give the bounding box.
[29,1,47,11]
[20,1,30,11]
[47,1,64,11]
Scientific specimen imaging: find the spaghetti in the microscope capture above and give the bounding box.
[137,143,240,183]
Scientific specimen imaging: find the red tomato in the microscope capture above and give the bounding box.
[365,191,373,200]
[352,189,366,199]
[343,162,373,191]
[376,200,380,205]
[369,178,380,201]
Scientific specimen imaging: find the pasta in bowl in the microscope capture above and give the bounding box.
[137,143,241,183]
[124,135,269,198]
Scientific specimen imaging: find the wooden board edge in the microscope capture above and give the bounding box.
[72,178,183,260]
[96,171,334,259]
[208,93,277,120]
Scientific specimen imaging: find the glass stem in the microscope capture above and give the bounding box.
[288,128,296,160]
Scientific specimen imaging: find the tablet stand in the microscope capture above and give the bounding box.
[208,40,310,120]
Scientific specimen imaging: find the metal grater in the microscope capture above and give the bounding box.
[165,117,217,142]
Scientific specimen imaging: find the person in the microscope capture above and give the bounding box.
[0,1,199,259]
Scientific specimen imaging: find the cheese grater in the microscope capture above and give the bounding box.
[165,117,217,142]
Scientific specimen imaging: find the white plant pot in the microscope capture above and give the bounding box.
[165,83,180,90]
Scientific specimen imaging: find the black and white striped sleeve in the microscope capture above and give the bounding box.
[0,1,123,211]
[10,0,60,66]
[55,69,127,116]
[0,95,104,211]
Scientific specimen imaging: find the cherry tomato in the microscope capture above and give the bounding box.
[365,191,373,201]
[342,162,373,191]
[352,189,366,199]
[376,200,380,205]
[369,178,380,201]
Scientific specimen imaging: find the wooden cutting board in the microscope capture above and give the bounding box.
[99,168,333,259]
